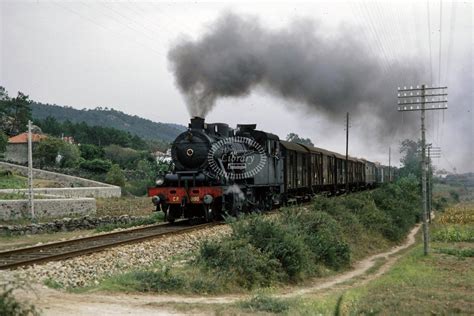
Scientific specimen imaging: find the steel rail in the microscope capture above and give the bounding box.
[0,221,217,270]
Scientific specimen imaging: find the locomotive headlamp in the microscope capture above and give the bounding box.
[155,177,164,186]
[186,148,194,157]
[151,195,160,205]
[203,194,213,205]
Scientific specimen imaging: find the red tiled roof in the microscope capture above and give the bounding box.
[8,133,47,144]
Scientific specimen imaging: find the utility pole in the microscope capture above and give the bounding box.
[27,120,35,220]
[397,84,447,255]
[426,145,441,223]
[345,112,349,192]
[388,146,391,182]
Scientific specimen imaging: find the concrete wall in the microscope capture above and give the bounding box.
[0,161,116,188]
[0,198,96,221]
[0,187,120,198]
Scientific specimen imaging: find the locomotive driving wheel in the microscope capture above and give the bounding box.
[166,205,182,223]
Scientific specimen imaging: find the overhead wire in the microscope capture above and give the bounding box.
[52,1,164,56]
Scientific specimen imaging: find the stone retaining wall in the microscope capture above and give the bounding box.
[0,215,150,236]
[0,198,96,221]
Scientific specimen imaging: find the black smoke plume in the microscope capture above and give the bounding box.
[168,13,424,138]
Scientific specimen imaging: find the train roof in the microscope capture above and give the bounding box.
[280,140,376,164]
[279,140,309,153]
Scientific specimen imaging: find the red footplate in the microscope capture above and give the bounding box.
[148,186,223,204]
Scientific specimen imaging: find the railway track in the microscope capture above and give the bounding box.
[0,221,216,270]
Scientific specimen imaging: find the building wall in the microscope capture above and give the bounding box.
[5,143,28,164]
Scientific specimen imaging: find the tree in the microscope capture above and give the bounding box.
[399,139,422,179]
[59,142,81,168]
[79,144,104,160]
[106,164,125,187]
[0,88,32,135]
[0,130,7,153]
[80,158,112,173]
[104,144,142,169]
[136,159,154,180]
[34,137,80,168]
[286,132,314,146]
[34,138,64,167]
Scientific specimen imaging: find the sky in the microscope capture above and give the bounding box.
[1,0,472,172]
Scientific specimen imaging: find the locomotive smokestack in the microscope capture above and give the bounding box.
[189,116,205,130]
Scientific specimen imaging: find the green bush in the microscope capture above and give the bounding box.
[79,143,104,160]
[79,158,112,173]
[198,238,284,289]
[232,215,312,280]
[0,284,38,316]
[106,164,126,187]
[287,209,350,269]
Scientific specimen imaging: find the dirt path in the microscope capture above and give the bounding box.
[15,224,421,315]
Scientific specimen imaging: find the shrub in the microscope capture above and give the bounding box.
[106,164,126,187]
[198,238,284,289]
[232,215,312,280]
[287,210,350,269]
[80,158,112,173]
[0,284,39,316]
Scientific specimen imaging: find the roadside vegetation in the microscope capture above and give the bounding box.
[290,200,474,315]
[0,284,39,316]
[96,176,421,295]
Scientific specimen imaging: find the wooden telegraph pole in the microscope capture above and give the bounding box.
[345,112,349,192]
[397,84,448,255]
[27,120,35,219]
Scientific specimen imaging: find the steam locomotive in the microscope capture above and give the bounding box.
[148,117,394,222]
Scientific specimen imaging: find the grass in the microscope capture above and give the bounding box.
[0,174,27,189]
[0,172,62,190]
[238,295,290,313]
[43,278,64,289]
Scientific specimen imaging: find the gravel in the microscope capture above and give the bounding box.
[0,225,231,289]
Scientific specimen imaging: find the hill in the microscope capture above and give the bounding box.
[31,103,186,142]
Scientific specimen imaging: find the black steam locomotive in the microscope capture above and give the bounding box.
[148,117,393,222]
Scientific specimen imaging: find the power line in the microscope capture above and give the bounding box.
[52,2,164,56]
[438,0,443,85]
[427,0,433,84]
